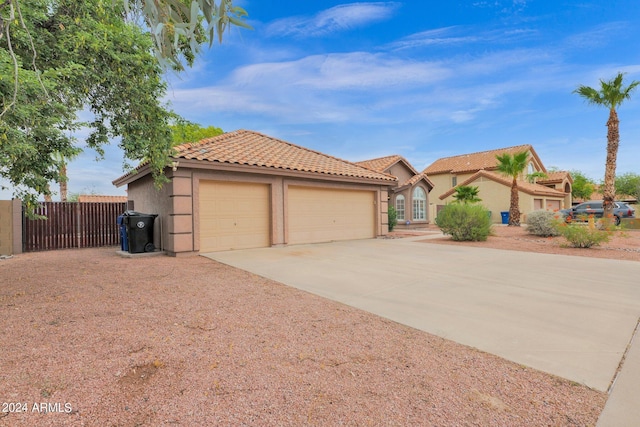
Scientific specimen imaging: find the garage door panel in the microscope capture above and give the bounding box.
[199,181,270,252]
[288,186,374,245]
[547,200,561,211]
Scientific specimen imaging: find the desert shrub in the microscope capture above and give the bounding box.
[525,210,560,237]
[555,222,612,248]
[435,203,492,241]
[388,205,398,231]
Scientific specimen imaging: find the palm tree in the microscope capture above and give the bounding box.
[51,152,72,202]
[453,185,482,204]
[574,72,639,221]
[495,150,529,226]
[526,171,548,184]
[37,152,80,203]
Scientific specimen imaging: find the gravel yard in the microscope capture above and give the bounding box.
[0,241,609,426]
[419,223,640,262]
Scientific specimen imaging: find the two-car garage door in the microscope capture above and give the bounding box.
[199,181,375,252]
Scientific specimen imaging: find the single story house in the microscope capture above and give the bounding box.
[423,145,572,223]
[113,130,396,255]
[572,184,637,205]
[77,195,128,203]
[356,155,434,228]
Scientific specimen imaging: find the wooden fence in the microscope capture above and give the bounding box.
[23,202,126,252]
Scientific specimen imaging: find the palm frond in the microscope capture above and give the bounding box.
[575,72,640,109]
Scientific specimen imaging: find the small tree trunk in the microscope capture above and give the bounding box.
[44,184,53,202]
[602,108,619,221]
[509,178,520,226]
[59,163,68,202]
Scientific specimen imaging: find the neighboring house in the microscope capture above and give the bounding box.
[573,184,637,205]
[77,195,128,203]
[356,155,434,228]
[113,130,396,255]
[423,145,572,223]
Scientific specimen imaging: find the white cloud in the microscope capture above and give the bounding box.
[472,0,529,15]
[387,25,540,51]
[168,44,581,129]
[168,51,454,126]
[387,26,481,50]
[230,52,450,90]
[266,2,400,37]
[563,22,629,50]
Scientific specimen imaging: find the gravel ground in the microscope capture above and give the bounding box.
[0,241,608,426]
[419,224,640,262]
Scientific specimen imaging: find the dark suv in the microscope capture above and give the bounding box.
[559,201,635,225]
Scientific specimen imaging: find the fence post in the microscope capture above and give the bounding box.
[12,199,22,254]
[76,202,82,248]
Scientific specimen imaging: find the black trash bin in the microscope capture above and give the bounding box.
[122,211,158,253]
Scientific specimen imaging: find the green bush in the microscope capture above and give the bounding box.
[388,205,398,231]
[525,210,560,237]
[555,222,612,248]
[435,203,492,241]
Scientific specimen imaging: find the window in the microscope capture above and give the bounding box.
[395,195,405,221]
[452,176,457,187]
[412,187,426,221]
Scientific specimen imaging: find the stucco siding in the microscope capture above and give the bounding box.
[387,163,414,184]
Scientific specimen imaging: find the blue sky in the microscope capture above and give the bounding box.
[3,0,640,199]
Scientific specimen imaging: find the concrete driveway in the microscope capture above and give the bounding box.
[204,235,640,393]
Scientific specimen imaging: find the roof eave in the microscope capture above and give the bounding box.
[116,158,397,187]
[439,171,566,200]
[112,163,152,188]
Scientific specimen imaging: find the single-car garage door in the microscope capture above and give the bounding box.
[199,180,270,252]
[547,200,562,211]
[288,186,375,245]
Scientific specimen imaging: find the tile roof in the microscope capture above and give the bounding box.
[77,195,127,203]
[424,145,536,175]
[439,170,567,200]
[173,130,396,182]
[355,155,433,189]
[537,171,572,184]
[355,155,406,174]
[399,172,434,190]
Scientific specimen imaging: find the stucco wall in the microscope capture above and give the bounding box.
[387,163,414,184]
[428,174,452,199]
[0,199,23,255]
[430,172,474,197]
[429,173,457,220]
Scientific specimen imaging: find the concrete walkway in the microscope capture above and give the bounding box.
[597,319,640,427]
[204,235,640,423]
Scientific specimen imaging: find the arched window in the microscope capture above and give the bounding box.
[412,187,426,221]
[395,195,405,221]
